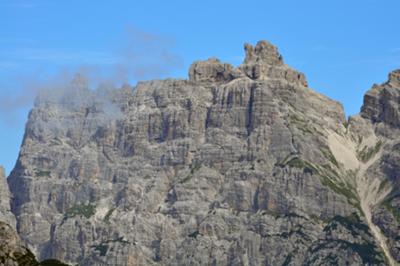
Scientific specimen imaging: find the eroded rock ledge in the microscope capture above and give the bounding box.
[189,40,308,86]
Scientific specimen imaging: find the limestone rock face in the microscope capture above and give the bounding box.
[239,40,308,86]
[188,58,242,83]
[357,71,400,263]
[0,221,69,266]
[361,70,400,128]
[0,221,39,266]
[0,167,15,229]
[6,41,400,265]
[243,40,283,66]
[389,70,400,87]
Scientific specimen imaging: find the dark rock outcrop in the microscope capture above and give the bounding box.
[0,221,68,266]
[0,221,38,266]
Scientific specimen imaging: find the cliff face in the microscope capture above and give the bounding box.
[0,167,15,229]
[0,220,69,266]
[356,70,400,263]
[6,40,400,265]
[0,221,39,266]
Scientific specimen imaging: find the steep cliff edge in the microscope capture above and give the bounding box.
[0,166,15,228]
[0,220,69,266]
[356,69,400,263]
[0,221,39,266]
[6,40,399,265]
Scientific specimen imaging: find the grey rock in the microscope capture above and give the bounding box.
[0,167,15,229]
[188,58,242,83]
[352,70,400,265]
[6,40,399,265]
[361,70,400,129]
[0,220,38,266]
[239,40,308,86]
[0,220,68,265]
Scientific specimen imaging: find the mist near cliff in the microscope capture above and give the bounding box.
[0,26,183,125]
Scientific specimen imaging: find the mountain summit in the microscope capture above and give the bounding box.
[1,40,399,265]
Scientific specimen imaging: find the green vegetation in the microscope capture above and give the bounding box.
[320,176,358,202]
[357,136,363,145]
[357,140,383,162]
[344,240,384,265]
[308,239,385,265]
[190,162,202,174]
[14,249,39,266]
[343,120,350,130]
[40,259,69,266]
[50,137,63,146]
[188,230,200,238]
[180,174,193,184]
[180,162,202,183]
[93,244,108,256]
[319,171,361,213]
[277,155,362,214]
[289,114,324,136]
[275,153,294,167]
[290,114,306,123]
[65,203,96,219]
[91,237,130,257]
[278,226,311,241]
[35,170,50,177]
[378,179,390,193]
[382,199,400,224]
[322,164,341,179]
[316,213,385,264]
[286,157,318,175]
[314,163,361,213]
[103,208,115,224]
[290,115,314,135]
[321,148,339,167]
[309,214,330,224]
[10,247,69,266]
[323,213,370,235]
[282,254,292,266]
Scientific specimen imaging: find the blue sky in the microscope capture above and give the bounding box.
[0,0,399,174]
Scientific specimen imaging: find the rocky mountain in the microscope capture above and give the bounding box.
[0,219,68,266]
[0,220,39,266]
[0,167,15,229]
[2,40,399,265]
